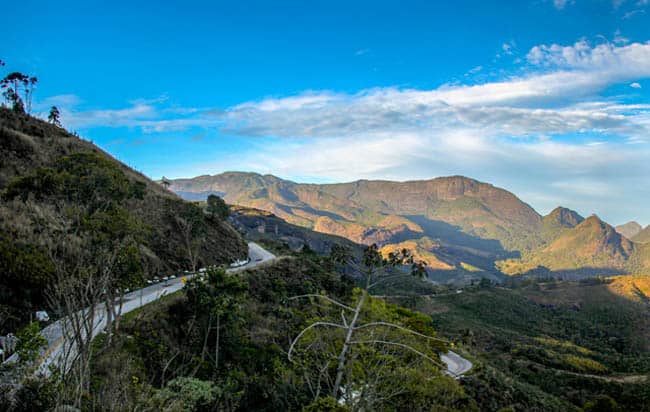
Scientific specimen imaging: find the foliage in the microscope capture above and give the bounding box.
[47,106,61,126]
[0,110,248,334]
[151,377,222,412]
[582,395,621,412]
[0,237,54,331]
[422,281,650,411]
[206,194,230,220]
[302,397,351,412]
[184,267,248,371]
[15,321,47,364]
[86,255,475,411]
[0,378,58,412]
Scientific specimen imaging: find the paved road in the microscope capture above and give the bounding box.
[441,350,473,378]
[5,241,472,380]
[4,242,276,376]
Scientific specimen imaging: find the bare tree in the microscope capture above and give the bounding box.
[287,244,448,410]
[24,76,37,113]
[175,215,200,272]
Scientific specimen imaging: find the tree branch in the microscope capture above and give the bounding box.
[288,322,347,362]
[354,321,449,343]
[289,294,355,311]
[349,340,445,369]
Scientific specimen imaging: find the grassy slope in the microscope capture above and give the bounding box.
[0,108,247,333]
[633,226,650,244]
[498,216,650,278]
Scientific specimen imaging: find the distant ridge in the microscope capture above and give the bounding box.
[170,171,650,280]
[616,221,644,240]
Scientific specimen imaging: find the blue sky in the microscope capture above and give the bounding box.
[3,0,650,225]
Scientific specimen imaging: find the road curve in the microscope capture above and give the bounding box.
[4,242,276,376]
[6,243,472,381]
[441,350,473,378]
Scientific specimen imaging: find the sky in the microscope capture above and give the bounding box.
[3,0,650,225]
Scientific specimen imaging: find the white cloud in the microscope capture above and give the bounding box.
[223,41,650,142]
[209,39,650,223]
[553,0,571,10]
[502,40,516,55]
[630,82,642,88]
[36,39,650,223]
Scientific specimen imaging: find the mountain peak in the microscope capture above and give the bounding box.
[616,221,643,240]
[545,206,584,228]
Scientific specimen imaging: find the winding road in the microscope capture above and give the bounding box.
[4,241,472,380]
[4,242,276,376]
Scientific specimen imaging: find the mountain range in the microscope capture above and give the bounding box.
[170,172,650,281]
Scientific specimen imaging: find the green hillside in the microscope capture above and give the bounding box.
[0,108,247,333]
[498,215,649,278]
[419,277,650,411]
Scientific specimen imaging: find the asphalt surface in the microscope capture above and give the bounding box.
[4,242,276,376]
[441,350,473,378]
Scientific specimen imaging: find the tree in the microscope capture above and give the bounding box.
[288,244,449,410]
[160,177,171,190]
[582,395,621,412]
[175,214,201,272]
[303,397,351,412]
[15,321,47,365]
[1,72,29,113]
[151,377,221,411]
[206,194,229,220]
[184,267,247,372]
[25,76,37,113]
[48,106,61,126]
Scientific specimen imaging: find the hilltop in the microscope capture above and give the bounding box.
[499,215,649,278]
[0,108,247,333]
[617,221,644,240]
